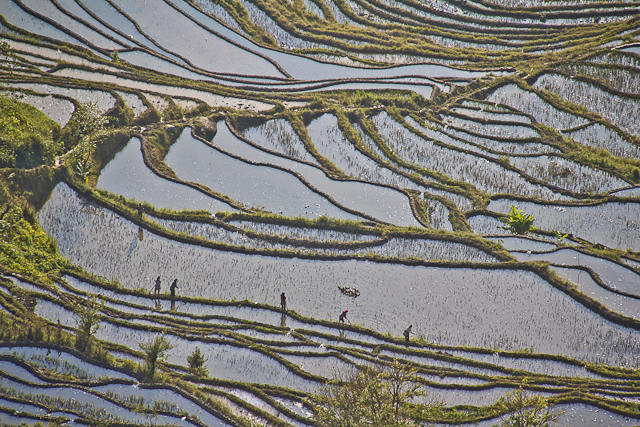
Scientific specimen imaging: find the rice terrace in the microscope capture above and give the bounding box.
[1,0,640,425]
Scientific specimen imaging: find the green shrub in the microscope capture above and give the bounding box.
[162,102,183,121]
[0,205,62,280]
[500,206,537,235]
[187,347,208,377]
[75,296,103,354]
[0,95,62,168]
[314,359,441,426]
[133,106,162,126]
[497,383,563,427]
[105,98,135,127]
[140,333,175,381]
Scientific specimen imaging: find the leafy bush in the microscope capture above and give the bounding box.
[60,101,109,154]
[105,98,135,127]
[497,383,563,427]
[63,102,110,180]
[132,105,162,126]
[314,359,441,427]
[140,333,175,380]
[551,230,568,241]
[500,206,537,235]
[186,347,208,377]
[75,296,103,354]
[0,95,62,168]
[162,102,183,121]
[0,205,61,281]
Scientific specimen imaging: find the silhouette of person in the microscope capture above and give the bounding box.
[280,292,287,312]
[154,276,161,295]
[170,279,178,298]
[339,309,348,323]
[403,325,412,342]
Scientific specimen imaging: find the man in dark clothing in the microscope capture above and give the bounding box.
[280,292,287,311]
[403,325,412,342]
[170,279,178,298]
[137,203,144,218]
[339,309,348,323]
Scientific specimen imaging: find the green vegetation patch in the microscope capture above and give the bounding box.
[0,95,62,169]
[0,205,63,283]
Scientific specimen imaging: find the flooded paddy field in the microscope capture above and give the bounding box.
[97,137,234,213]
[3,0,640,425]
[488,199,640,251]
[37,182,640,365]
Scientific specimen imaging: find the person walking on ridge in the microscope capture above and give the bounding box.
[154,276,161,295]
[403,325,413,342]
[170,279,178,298]
[280,292,287,312]
[137,203,144,218]
[339,309,348,324]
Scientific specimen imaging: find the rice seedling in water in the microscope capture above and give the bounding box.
[488,199,640,251]
[7,1,640,424]
[486,83,589,131]
[371,112,563,200]
[534,74,640,137]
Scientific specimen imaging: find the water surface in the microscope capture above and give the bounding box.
[97,138,231,213]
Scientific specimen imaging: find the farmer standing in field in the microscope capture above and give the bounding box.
[170,279,178,298]
[281,292,287,312]
[154,276,161,295]
[403,325,413,342]
[339,309,348,324]
[137,203,144,218]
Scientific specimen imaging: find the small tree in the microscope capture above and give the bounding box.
[498,383,563,427]
[500,205,537,235]
[187,347,208,377]
[75,296,103,354]
[139,333,174,381]
[387,359,422,423]
[314,360,438,427]
[0,42,17,77]
[69,102,109,180]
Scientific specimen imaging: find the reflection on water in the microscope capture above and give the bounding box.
[37,183,640,366]
[157,216,493,261]
[474,402,639,427]
[97,138,230,213]
[515,248,640,297]
[551,266,640,320]
[166,126,360,220]
[11,0,640,422]
[373,112,562,200]
[280,313,287,328]
[306,114,425,192]
[168,125,421,226]
[113,0,286,77]
[489,199,640,251]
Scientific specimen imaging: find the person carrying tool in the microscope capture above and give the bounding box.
[339,309,349,324]
[403,325,413,342]
[170,279,178,298]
